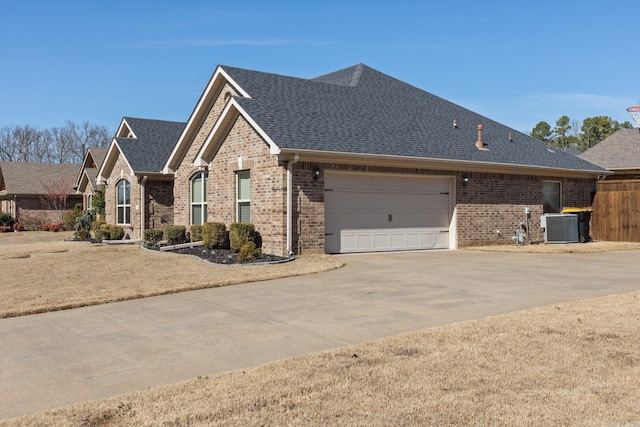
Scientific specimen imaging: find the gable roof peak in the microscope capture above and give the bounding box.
[310,63,371,87]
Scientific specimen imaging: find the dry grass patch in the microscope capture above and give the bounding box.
[6,291,640,426]
[0,233,344,318]
[464,240,640,253]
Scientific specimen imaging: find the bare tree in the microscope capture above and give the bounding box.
[0,121,110,164]
[48,126,76,164]
[65,121,110,163]
[39,177,73,224]
[9,125,50,162]
[570,118,582,138]
[0,126,13,161]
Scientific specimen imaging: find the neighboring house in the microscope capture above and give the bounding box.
[97,117,186,238]
[75,147,108,213]
[579,129,640,242]
[159,63,606,255]
[0,161,82,229]
[579,129,640,179]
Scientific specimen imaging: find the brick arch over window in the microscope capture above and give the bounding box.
[190,171,208,225]
[116,179,131,225]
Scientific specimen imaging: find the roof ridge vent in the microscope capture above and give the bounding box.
[476,124,489,150]
[349,64,365,87]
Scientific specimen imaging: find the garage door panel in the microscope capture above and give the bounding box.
[329,228,448,253]
[324,173,452,254]
[325,210,450,230]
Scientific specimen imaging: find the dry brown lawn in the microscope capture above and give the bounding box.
[3,232,640,425]
[0,231,344,318]
[4,291,639,426]
[465,240,640,253]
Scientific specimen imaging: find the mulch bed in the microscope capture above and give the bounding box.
[168,246,292,265]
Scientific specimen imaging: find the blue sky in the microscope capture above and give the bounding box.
[1,1,639,135]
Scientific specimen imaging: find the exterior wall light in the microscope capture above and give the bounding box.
[313,167,321,182]
[462,175,470,187]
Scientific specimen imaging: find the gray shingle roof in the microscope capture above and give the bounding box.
[88,147,108,169]
[0,161,80,196]
[579,129,640,170]
[85,168,99,189]
[117,117,186,173]
[221,64,605,173]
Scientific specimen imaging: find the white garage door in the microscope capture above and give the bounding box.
[324,172,452,254]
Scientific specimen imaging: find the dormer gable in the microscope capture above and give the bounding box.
[116,119,136,139]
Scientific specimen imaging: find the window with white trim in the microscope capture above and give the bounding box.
[116,180,131,224]
[87,193,94,212]
[237,171,250,222]
[543,181,561,213]
[191,171,208,225]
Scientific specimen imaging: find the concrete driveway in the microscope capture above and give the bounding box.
[1,249,639,419]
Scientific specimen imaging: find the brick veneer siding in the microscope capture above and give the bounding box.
[291,163,326,254]
[173,83,240,229]
[9,195,80,230]
[146,179,174,230]
[104,152,141,239]
[205,116,287,256]
[456,172,595,246]
[290,164,596,251]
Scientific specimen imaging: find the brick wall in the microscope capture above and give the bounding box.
[146,179,174,230]
[206,117,287,256]
[456,172,595,246]
[291,164,596,250]
[14,195,81,230]
[104,152,140,239]
[292,163,325,254]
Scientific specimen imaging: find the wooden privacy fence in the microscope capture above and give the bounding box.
[592,180,640,242]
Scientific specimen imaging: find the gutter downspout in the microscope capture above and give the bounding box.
[286,154,299,256]
[140,176,148,240]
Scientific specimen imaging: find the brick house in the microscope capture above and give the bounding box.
[74,147,108,214]
[97,117,185,239]
[159,64,606,255]
[0,161,82,229]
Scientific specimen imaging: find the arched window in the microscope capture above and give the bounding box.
[116,180,131,225]
[87,193,94,212]
[191,171,207,225]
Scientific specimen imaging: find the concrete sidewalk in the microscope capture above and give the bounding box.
[1,249,639,419]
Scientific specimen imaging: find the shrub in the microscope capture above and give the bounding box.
[91,188,106,217]
[63,204,83,231]
[190,225,203,242]
[144,228,164,246]
[93,224,110,243]
[49,222,63,232]
[165,225,187,245]
[73,211,94,241]
[237,241,261,261]
[0,212,15,228]
[229,222,256,252]
[109,225,125,240]
[202,222,229,249]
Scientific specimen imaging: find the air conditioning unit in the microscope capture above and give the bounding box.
[540,214,579,243]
